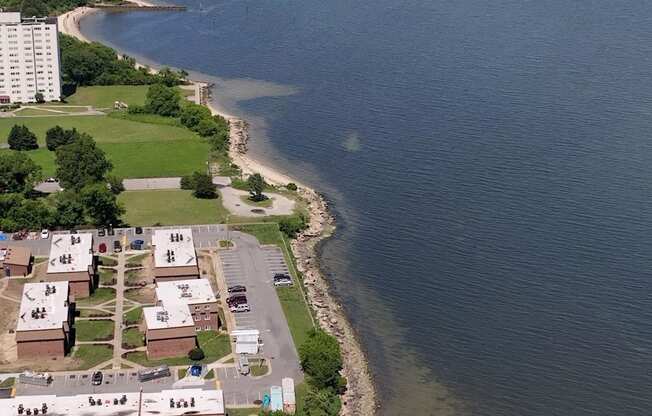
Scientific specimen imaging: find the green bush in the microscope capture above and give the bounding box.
[8,124,38,150]
[286,182,298,191]
[279,215,307,239]
[188,347,205,361]
[299,329,343,390]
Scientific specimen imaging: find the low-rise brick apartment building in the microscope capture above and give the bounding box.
[151,228,199,282]
[46,233,96,298]
[2,388,225,415]
[0,246,32,277]
[15,281,73,359]
[156,279,221,332]
[143,304,197,359]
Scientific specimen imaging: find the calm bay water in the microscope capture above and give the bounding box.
[82,1,652,414]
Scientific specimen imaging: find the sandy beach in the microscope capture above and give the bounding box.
[58,5,377,414]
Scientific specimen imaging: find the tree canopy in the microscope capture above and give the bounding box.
[45,125,80,151]
[8,124,38,150]
[299,329,343,390]
[247,173,266,202]
[54,190,85,229]
[80,183,124,226]
[55,133,112,190]
[0,152,41,194]
[145,84,181,117]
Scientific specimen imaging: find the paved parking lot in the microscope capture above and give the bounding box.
[15,369,210,396]
[216,233,302,406]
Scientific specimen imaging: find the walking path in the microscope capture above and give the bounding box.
[111,251,127,369]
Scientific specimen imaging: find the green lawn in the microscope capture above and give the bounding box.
[0,377,15,388]
[66,85,150,108]
[78,309,112,318]
[99,268,116,285]
[0,111,208,178]
[205,369,215,380]
[119,189,228,226]
[125,253,149,268]
[124,331,231,367]
[124,288,154,304]
[75,319,114,342]
[99,256,118,267]
[249,359,269,377]
[123,306,144,325]
[239,195,273,208]
[73,344,113,370]
[122,327,144,349]
[76,287,116,306]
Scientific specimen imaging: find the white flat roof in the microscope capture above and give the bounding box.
[0,12,21,24]
[0,388,224,415]
[156,279,216,306]
[144,304,195,330]
[47,233,93,274]
[16,282,68,332]
[152,228,197,269]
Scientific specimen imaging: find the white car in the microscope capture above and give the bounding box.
[230,303,250,313]
[40,229,49,239]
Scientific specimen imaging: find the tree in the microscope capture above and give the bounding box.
[188,347,205,361]
[145,84,180,117]
[54,191,85,228]
[45,126,80,151]
[286,182,297,191]
[179,103,211,129]
[247,173,266,202]
[156,67,185,87]
[279,215,307,239]
[106,175,124,195]
[0,152,41,193]
[195,118,218,137]
[80,183,124,226]
[55,133,112,190]
[2,198,54,231]
[180,174,196,190]
[299,329,343,390]
[302,386,341,416]
[21,0,48,17]
[192,172,216,199]
[34,92,45,103]
[7,124,38,150]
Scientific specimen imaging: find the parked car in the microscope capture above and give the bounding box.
[98,242,107,253]
[40,229,49,239]
[113,240,122,253]
[190,365,202,377]
[237,354,250,375]
[227,285,247,293]
[131,239,145,250]
[135,227,143,235]
[12,230,27,240]
[98,228,106,237]
[273,273,293,287]
[45,177,58,183]
[227,294,247,305]
[107,228,115,236]
[91,371,103,386]
[230,303,250,313]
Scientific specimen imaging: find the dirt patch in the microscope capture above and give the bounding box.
[198,254,219,293]
[125,287,155,304]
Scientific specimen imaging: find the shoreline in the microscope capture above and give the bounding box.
[59,5,378,415]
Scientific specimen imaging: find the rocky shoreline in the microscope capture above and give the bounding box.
[227,119,378,415]
[60,5,378,413]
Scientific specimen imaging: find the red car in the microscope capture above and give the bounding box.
[98,242,107,253]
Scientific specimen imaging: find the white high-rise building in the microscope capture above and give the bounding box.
[0,12,61,103]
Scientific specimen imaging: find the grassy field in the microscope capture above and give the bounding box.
[65,85,150,108]
[73,345,113,370]
[122,327,144,349]
[99,268,116,285]
[0,110,208,178]
[123,306,144,325]
[75,319,114,342]
[99,256,118,267]
[119,190,228,226]
[77,287,116,306]
[123,331,230,367]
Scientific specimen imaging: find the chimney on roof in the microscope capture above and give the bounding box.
[67,254,72,263]
[170,233,174,242]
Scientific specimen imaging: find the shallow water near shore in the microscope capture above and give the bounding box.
[82,0,652,414]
